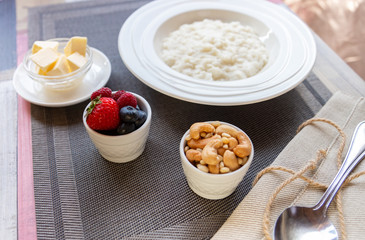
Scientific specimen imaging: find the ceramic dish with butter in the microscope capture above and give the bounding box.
[119,0,316,105]
[13,46,111,107]
[23,38,93,91]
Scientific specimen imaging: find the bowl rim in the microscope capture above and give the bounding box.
[23,37,93,81]
[83,91,152,138]
[180,121,254,177]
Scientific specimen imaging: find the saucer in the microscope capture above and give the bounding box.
[13,47,111,107]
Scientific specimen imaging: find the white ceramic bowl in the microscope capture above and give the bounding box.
[119,0,316,105]
[23,38,93,91]
[180,121,254,199]
[83,92,152,163]
[146,9,286,88]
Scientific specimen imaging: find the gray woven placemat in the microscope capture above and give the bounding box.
[28,1,332,239]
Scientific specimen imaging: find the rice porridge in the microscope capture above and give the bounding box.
[161,19,269,81]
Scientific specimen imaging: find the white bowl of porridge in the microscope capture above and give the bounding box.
[143,8,292,89]
[118,0,316,105]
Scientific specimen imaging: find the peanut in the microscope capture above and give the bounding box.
[197,164,209,173]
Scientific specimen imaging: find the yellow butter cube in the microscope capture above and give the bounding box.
[64,36,87,56]
[67,52,87,72]
[31,41,59,54]
[35,66,48,75]
[47,54,71,76]
[30,48,59,72]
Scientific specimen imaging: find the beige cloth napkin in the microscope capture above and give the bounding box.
[212,91,365,240]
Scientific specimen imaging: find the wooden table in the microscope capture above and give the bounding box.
[1,1,364,239]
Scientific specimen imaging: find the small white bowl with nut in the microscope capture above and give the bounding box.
[180,121,254,200]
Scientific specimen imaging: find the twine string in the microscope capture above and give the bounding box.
[254,118,365,240]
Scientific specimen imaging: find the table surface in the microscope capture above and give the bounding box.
[1,0,365,239]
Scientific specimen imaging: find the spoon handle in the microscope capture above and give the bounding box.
[314,121,365,213]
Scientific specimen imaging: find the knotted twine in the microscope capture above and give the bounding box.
[253,118,365,240]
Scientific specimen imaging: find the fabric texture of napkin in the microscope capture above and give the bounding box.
[213,91,365,240]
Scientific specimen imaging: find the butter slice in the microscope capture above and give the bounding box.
[47,54,71,76]
[30,47,59,72]
[31,41,59,54]
[35,66,48,75]
[64,36,87,56]
[67,52,87,72]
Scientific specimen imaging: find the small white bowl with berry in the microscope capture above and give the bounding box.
[83,87,152,163]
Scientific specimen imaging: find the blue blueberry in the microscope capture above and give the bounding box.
[119,106,138,123]
[135,110,147,128]
[117,122,136,135]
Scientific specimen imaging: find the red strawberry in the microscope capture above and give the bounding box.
[112,90,126,101]
[86,97,120,131]
[91,87,112,100]
[117,92,137,109]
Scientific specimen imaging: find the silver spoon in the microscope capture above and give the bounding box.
[273,121,365,240]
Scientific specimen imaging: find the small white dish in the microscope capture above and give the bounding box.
[180,121,254,199]
[83,92,152,163]
[118,0,316,105]
[13,47,111,107]
[23,38,93,91]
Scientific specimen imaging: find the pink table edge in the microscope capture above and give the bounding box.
[17,30,37,240]
[16,1,283,239]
